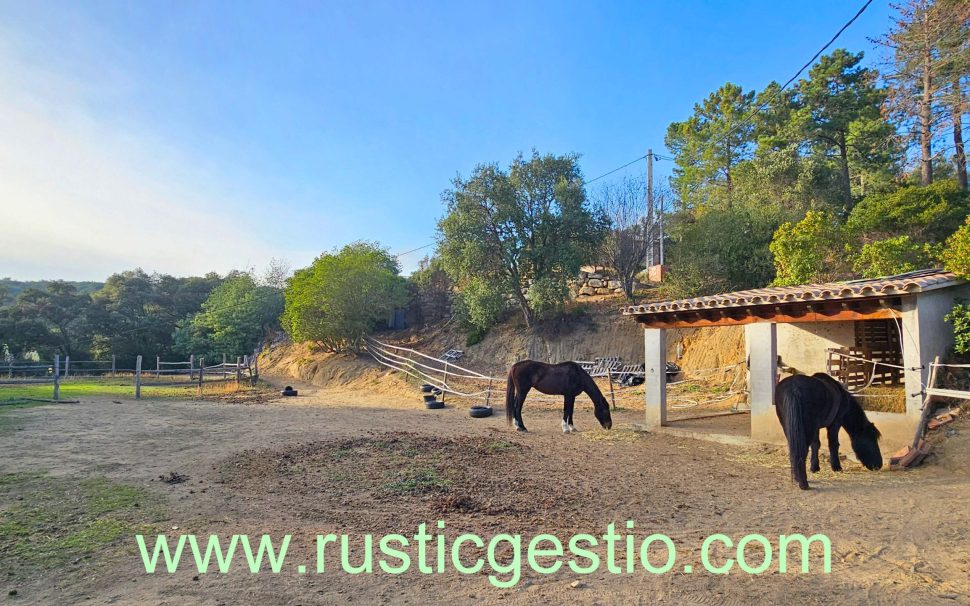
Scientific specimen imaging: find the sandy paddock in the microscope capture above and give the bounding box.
[1,377,968,605]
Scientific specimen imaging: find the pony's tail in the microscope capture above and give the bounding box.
[505,372,515,425]
[781,387,808,474]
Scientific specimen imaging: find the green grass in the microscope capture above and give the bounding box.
[382,465,452,494]
[0,377,263,402]
[0,472,164,578]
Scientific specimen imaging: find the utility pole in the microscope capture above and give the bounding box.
[646,149,656,267]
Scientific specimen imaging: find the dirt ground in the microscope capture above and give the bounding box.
[2,376,969,605]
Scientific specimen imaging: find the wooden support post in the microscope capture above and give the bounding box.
[485,377,493,407]
[441,361,449,405]
[250,355,258,386]
[135,355,142,400]
[53,354,60,401]
[222,353,227,379]
[111,355,116,378]
[198,357,205,395]
[189,354,195,380]
[235,356,242,385]
[608,369,616,410]
[156,356,160,379]
[64,355,70,378]
[912,356,942,450]
[6,358,12,379]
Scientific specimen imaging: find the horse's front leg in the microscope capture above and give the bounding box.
[810,432,821,473]
[562,394,576,433]
[827,427,842,472]
[514,387,530,432]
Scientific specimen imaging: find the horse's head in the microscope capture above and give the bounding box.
[593,396,613,430]
[850,420,883,470]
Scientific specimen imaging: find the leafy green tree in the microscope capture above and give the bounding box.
[175,273,283,360]
[664,204,780,297]
[408,256,453,324]
[942,216,970,278]
[845,180,970,244]
[437,151,606,327]
[12,282,93,358]
[665,83,755,210]
[794,49,895,207]
[769,210,847,286]
[945,301,970,355]
[282,242,408,352]
[87,269,224,364]
[852,235,935,278]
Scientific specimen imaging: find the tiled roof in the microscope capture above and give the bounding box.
[622,269,964,316]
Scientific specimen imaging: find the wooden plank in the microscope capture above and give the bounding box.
[925,387,970,401]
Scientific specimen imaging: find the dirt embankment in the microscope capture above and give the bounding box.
[259,300,745,390]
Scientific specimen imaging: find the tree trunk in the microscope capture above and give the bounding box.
[838,133,852,208]
[954,77,967,191]
[920,38,934,185]
[513,287,532,328]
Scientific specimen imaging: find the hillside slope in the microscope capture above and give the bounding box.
[260,299,745,390]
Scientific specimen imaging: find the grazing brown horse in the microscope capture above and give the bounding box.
[775,372,883,490]
[505,360,613,433]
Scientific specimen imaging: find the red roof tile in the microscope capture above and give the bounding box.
[621,269,964,316]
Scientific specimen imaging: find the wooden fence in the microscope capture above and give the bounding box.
[0,353,259,401]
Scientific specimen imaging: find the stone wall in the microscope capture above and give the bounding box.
[570,265,636,298]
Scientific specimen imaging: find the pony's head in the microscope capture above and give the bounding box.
[849,420,883,470]
[593,395,613,430]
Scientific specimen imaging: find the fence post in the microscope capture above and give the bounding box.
[223,353,227,379]
[64,355,70,379]
[135,355,142,400]
[198,357,204,395]
[608,369,616,411]
[235,356,242,385]
[156,356,160,379]
[189,354,195,381]
[6,358,11,379]
[441,361,449,405]
[485,377,493,407]
[111,355,116,378]
[53,354,61,401]
[252,355,258,386]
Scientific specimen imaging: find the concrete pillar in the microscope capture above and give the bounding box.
[745,322,778,442]
[643,328,667,429]
[900,290,964,416]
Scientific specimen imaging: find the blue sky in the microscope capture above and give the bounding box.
[0,0,892,280]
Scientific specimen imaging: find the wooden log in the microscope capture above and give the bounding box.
[608,369,616,410]
[111,355,116,378]
[64,355,70,379]
[198,357,205,395]
[189,354,195,380]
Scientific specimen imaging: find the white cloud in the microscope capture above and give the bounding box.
[0,34,281,281]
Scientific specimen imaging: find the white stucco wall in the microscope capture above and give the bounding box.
[777,322,857,375]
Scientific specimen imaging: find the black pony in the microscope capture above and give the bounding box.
[505,360,613,433]
[775,372,882,489]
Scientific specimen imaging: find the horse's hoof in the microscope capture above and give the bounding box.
[810,465,820,473]
[798,483,811,490]
[517,426,528,432]
[569,427,579,433]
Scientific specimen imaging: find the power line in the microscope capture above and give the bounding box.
[583,155,648,185]
[394,242,435,258]
[700,0,875,156]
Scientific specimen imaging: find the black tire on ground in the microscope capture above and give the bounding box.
[421,384,435,393]
[281,388,298,397]
[469,406,493,418]
[422,394,438,402]
[425,400,445,410]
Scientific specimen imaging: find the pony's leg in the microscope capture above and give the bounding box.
[792,450,810,490]
[514,386,530,432]
[810,432,821,473]
[827,427,842,472]
[562,394,576,433]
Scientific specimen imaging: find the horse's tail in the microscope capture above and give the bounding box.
[780,384,808,472]
[505,370,515,425]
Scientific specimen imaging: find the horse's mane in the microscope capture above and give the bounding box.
[578,367,609,408]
